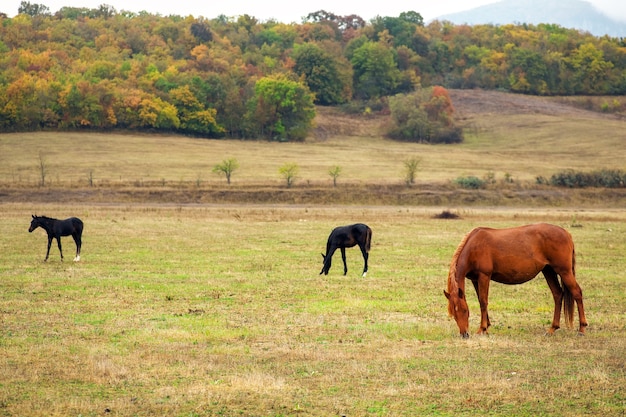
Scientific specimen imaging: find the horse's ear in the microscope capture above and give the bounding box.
[321,253,326,260]
[32,214,35,218]
[443,290,450,299]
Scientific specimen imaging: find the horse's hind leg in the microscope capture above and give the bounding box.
[72,233,82,262]
[542,266,563,334]
[559,272,588,334]
[358,243,368,277]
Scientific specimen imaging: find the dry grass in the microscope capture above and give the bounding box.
[1,91,625,191]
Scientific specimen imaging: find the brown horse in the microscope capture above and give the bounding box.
[444,223,587,338]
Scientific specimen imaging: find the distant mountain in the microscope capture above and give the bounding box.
[435,0,625,37]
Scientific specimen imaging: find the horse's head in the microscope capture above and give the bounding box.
[444,287,470,338]
[29,215,40,233]
[320,253,329,275]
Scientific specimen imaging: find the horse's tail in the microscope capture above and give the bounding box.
[562,246,576,328]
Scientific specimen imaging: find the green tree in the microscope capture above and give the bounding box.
[292,43,350,105]
[350,41,401,99]
[328,165,342,187]
[279,163,299,188]
[212,158,239,184]
[247,75,315,141]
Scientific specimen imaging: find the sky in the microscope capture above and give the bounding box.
[2,0,625,23]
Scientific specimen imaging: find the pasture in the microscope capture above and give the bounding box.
[1,91,625,415]
[1,204,624,416]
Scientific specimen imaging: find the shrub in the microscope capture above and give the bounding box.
[454,176,485,189]
[549,169,626,188]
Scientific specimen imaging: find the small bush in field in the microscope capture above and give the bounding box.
[454,176,485,189]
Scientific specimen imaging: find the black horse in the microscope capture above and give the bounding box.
[29,215,83,262]
[320,223,372,277]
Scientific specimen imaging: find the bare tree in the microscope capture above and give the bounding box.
[38,152,48,187]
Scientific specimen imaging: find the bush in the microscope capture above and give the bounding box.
[387,87,463,144]
[549,169,626,188]
[454,176,485,189]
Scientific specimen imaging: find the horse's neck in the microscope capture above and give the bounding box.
[39,218,55,231]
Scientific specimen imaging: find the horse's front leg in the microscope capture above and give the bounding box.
[471,280,490,329]
[475,274,491,335]
[44,236,53,261]
[340,247,347,275]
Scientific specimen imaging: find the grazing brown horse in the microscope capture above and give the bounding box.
[29,215,83,262]
[444,223,587,338]
[320,223,372,277]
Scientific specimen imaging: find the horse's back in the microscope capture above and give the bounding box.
[61,217,83,235]
[463,223,574,280]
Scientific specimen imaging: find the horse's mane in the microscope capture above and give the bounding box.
[446,229,476,317]
[446,228,477,293]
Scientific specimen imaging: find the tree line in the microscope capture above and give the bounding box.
[1,2,625,141]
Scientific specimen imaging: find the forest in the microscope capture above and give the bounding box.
[1,3,625,140]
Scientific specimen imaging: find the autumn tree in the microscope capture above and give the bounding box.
[387,86,462,144]
[169,85,224,137]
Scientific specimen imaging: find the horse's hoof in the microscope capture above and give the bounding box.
[362,272,367,278]
[73,256,81,262]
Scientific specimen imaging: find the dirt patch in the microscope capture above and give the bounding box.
[448,89,607,118]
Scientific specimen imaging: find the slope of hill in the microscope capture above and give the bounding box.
[436,0,626,37]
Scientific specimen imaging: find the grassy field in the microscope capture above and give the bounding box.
[0,204,625,416]
[1,91,625,415]
[1,91,625,190]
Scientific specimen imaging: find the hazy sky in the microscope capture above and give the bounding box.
[3,0,625,23]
